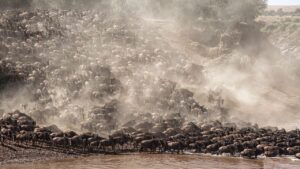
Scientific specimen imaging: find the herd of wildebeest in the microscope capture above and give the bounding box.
[1,110,300,159]
[1,8,300,161]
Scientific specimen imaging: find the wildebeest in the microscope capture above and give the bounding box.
[87,135,105,152]
[241,149,257,159]
[99,138,117,152]
[33,131,51,145]
[218,145,236,155]
[287,146,300,155]
[68,135,82,147]
[193,140,211,153]
[140,139,166,153]
[206,143,221,154]
[167,141,185,154]
[242,140,257,149]
[296,153,300,159]
[133,133,154,149]
[64,131,78,138]
[264,146,280,157]
[50,132,64,138]
[0,132,4,144]
[1,128,15,141]
[111,135,132,151]
[52,137,69,148]
[16,130,33,145]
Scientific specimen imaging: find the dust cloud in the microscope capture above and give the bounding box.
[0,0,299,133]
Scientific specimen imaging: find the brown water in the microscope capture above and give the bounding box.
[3,154,300,169]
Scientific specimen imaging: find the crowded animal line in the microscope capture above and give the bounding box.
[2,110,300,159]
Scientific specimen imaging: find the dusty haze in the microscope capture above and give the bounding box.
[0,0,299,133]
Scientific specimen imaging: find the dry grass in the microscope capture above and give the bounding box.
[258,15,300,23]
[267,5,300,12]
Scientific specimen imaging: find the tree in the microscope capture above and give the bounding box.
[218,0,267,23]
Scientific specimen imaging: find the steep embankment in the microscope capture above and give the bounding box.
[1,6,300,133]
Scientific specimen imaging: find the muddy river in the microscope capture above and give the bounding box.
[3,154,300,169]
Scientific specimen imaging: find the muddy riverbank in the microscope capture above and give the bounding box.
[2,154,300,169]
[0,141,76,165]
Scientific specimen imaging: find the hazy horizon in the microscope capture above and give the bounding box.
[269,0,300,6]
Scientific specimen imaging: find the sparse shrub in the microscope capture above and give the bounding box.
[265,24,277,32]
[285,18,292,22]
[288,24,298,33]
[294,18,300,22]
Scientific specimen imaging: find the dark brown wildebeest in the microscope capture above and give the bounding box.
[0,131,4,144]
[287,146,300,155]
[99,138,117,152]
[1,128,15,141]
[241,148,257,159]
[64,131,78,138]
[140,139,166,153]
[16,131,33,145]
[88,135,105,152]
[69,135,83,148]
[218,144,236,155]
[111,134,132,151]
[242,140,257,149]
[33,131,51,145]
[264,146,280,157]
[52,137,69,148]
[133,133,154,150]
[194,140,211,153]
[167,141,186,154]
[170,133,186,141]
[78,132,96,151]
[50,132,64,138]
[206,143,221,154]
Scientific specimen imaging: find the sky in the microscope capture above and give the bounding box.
[268,0,300,5]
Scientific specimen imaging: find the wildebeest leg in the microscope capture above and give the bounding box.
[150,146,154,153]
[12,133,15,142]
[134,143,138,151]
[158,147,162,153]
[116,144,121,152]
[83,141,88,153]
[101,145,105,152]
[96,144,100,152]
[31,137,35,146]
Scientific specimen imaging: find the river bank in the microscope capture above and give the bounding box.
[0,141,77,165]
[2,153,300,169]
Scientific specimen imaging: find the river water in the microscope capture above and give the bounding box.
[3,154,300,169]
